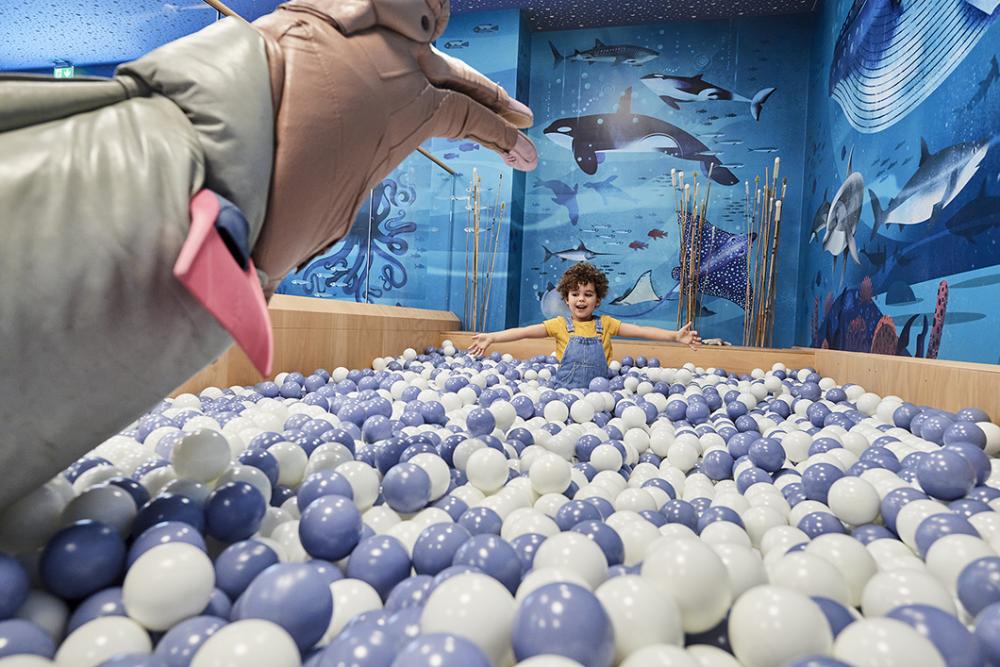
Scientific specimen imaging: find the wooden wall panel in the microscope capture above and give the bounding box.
[814,349,1000,418]
[170,296,459,396]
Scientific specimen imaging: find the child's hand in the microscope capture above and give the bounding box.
[468,333,494,356]
[677,322,702,350]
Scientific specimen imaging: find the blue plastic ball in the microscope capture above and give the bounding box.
[661,499,699,531]
[958,557,1000,617]
[319,627,397,667]
[512,582,615,667]
[385,575,434,613]
[452,535,522,594]
[391,633,491,667]
[0,553,29,620]
[132,494,205,536]
[888,603,984,667]
[346,535,411,601]
[299,494,363,561]
[811,596,856,637]
[571,520,625,567]
[917,449,977,501]
[204,482,266,543]
[797,512,847,538]
[880,488,928,533]
[66,586,126,634]
[0,619,55,658]
[382,463,432,513]
[214,540,280,601]
[154,615,228,667]
[945,443,991,486]
[697,506,745,533]
[40,520,126,600]
[914,513,981,557]
[127,521,207,568]
[801,463,844,504]
[234,563,333,652]
[975,603,1000,665]
[510,533,546,573]
[748,438,785,472]
[852,524,895,544]
[412,523,473,576]
[466,408,496,437]
[457,507,503,535]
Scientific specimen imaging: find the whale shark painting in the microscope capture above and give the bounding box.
[549,39,659,67]
[543,87,739,185]
[640,73,776,121]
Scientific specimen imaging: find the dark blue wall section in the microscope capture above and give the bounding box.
[799,0,1000,364]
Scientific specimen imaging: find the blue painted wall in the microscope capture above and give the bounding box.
[799,0,1000,363]
[518,16,812,346]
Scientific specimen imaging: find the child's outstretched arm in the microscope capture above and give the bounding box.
[617,321,702,351]
[469,324,549,356]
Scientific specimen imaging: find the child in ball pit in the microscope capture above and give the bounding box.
[469,262,701,389]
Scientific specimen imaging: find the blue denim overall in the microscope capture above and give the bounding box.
[553,316,610,389]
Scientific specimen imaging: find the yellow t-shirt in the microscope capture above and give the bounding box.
[543,315,622,363]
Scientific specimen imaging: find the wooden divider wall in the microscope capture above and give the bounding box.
[172,299,998,419]
[171,295,459,395]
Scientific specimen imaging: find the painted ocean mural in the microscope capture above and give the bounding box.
[276,10,525,333]
[800,0,1000,363]
[519,16,813,347]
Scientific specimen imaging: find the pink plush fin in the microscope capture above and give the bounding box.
[174,189,273,376]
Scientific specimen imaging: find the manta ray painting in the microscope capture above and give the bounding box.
[543,88,739,185]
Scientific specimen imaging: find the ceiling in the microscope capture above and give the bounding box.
[0,0,816,70]
[453,0,817,31]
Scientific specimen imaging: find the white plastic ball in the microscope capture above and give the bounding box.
[804,533,878,607]
[728,585,833,667]
[171,431,231,480]
[570,400,596,424]
[620,645,699,667]
[466,448,510,493]
[336,461,381,511]
[322,578,382,641]
[590,445,624,472]
[123,542,215,631]
[861,569,957,617]
[826,476,880,526]
[55,617,152,667]
[641,538,731,633]
[543,401,569,423]
[595,575,683,661]
[532,532,608,589]
[833,618,946,667]
[529,454,571,495]
[191,620,300,667]
[421,573,516,665]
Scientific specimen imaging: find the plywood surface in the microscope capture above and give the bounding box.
[171,298,459,395]
[814,349,1000,418]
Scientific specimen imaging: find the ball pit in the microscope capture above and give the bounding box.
[1,344,1000,666]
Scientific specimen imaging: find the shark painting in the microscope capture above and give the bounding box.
[810,190,831,242]
[583,175,637,204]
[542,240,612,262]
[549,39,659,67]
[868,137,991,232]
[945,182,1000,243]
[640,73,776,121]
[543,87,739,185]
[534,179,580,226]
[823,149,865,271]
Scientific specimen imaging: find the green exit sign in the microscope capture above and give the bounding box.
[53,65,74,79]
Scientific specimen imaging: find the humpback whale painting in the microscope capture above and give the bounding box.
[829,0,1000,133]
[543,88,740,185]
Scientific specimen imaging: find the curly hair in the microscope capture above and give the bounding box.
[557,262,609,301]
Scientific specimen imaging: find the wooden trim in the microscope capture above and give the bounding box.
[813,348,999,417]
[170,296,459,395]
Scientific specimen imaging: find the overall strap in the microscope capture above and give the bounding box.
[594,315,603,334]
[564,316,574,333]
